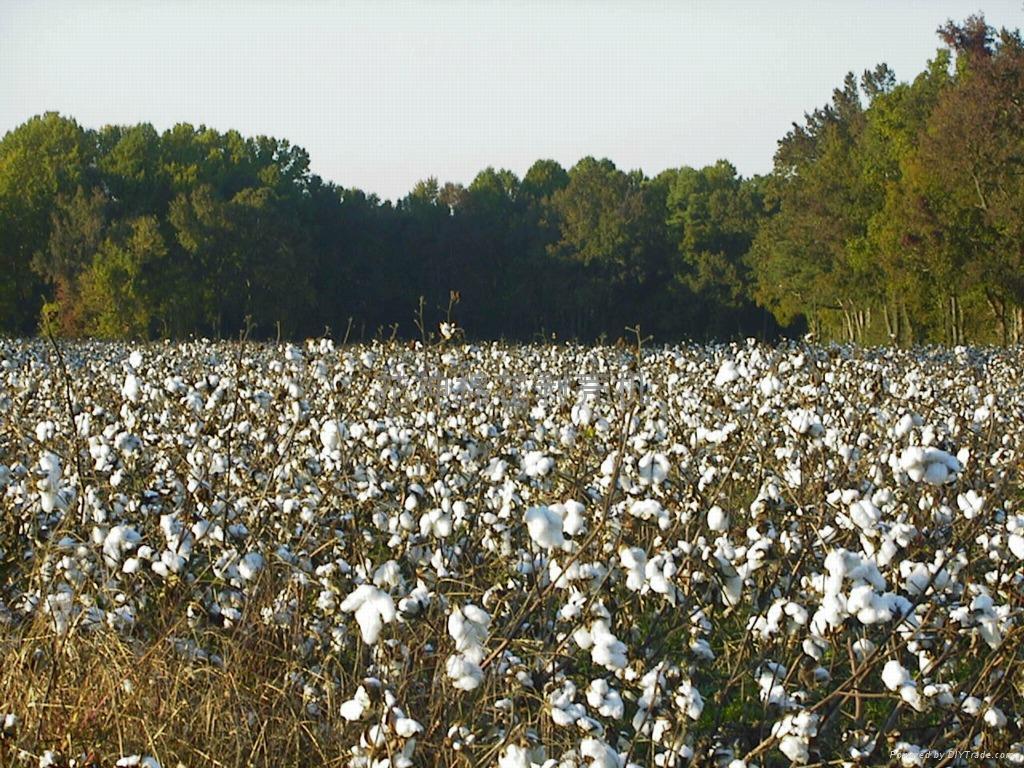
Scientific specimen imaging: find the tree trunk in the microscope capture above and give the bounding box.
[901,301,913,346]
[984,290,1007,345]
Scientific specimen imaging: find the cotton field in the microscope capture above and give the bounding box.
[0,337,1022,767]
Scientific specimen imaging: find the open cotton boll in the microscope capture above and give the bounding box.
[619,547,647,592]
[499,745,539,768]
[956,490,984,518]
[586,679,625,720]
[522,450,554,478]
[340,584,396,644]
[319,420,348,451]
[116,758,160,768]
[674,679,704,720]
[448,604,491,654]
[237,552,265,581]
[580,737,625,768]
[638,452,670,485]
[899,447,961,484]
[589,619,628,671]
[525,505,566,550]
[560,500,587,536]
[715,360,740,386]
[707,506,729,532]
[122,373,141,403]
[340,684,371,721]
[849,500,881,534]
[771,711,818,764]
[394,716,423,737]
[1008,531,1024,560]
[102,524,141,567]
[445,653,484,691]
[882,660,914,693]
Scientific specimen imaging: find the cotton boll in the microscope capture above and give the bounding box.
[589,620,627,671]
[707,506,729,532]
[445,654,484,691]
[882,660,912,692]
[580,737,624,768]
[619,547,647,592]
[715,360,740,387]
[448,604,491,654]
[237,552,265,581]
[673,679,704,720]
[122,374,141,403]
[561,500,587,536]
[983,704,1007,729]
[899,447,961,485]
[586,679,625,720]
[394,717,423,737]
[340,585,396,644]
[320,420,347,451]
[525,505,566,550]
[340,685,371,721]
[638,452,670,485]
[849,500,881,534]
[498,745,534,768]
[522,450,554,478]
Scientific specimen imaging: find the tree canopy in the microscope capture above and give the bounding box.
[2,16,1020,344]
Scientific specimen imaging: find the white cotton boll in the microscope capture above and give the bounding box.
[849,500,881,534]
[586,679,625,720]
[522,450,554,478]
[894,413,915,439]
[674,679,704,720]
[619,547,647,592]
[778,735,809,764]
[237,552,265,581]
[961,696,982,716]
[525,505,566,550]
[589,620,627,671]
[899,685,927,712]
[340,585,396,644]
[638,452,669,485]
[580,737,624,768]
[899,447,961,484]
[445,654,484,691]
[35,420,55,442]
[715,360,740,386]
[573,402,594,426]
[561,500,587,536]
[957,490,984,519]
[499,745,534,768]
[788,409,822,437]
[122,374,141,403]
[707,506,729,532]
[882,660,911,692]
[395,717,423,737]
[1009,533,1024,560]
[759,375,782,396]
[320,420,347,451]
[983,704,1007,729]
[772,711,818,764]
[340,685,371,721]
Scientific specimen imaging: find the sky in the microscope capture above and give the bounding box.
[2,1,1023,202]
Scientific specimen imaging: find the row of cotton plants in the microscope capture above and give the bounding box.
[0,336,1021,767]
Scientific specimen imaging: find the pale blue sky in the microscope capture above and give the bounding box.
[2,1,1022,201]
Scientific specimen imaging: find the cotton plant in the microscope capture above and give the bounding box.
[1,338,1024,764]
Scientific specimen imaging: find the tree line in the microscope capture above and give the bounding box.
[1,16,1020,345]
